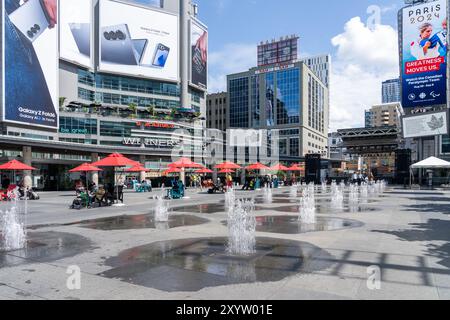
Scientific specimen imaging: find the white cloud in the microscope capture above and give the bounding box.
[208,43,257,93]
[330,17,399,131]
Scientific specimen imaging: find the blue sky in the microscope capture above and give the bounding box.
[195,0,406,130]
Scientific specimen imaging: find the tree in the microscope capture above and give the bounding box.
[128,103,138,118]
[59,97,67,108]
[147,105,155,117]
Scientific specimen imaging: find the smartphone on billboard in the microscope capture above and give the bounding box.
[101,24,140,65]
[70,23,91,57]
[8,0,50,42]
[132,39,148,64]
[152,43,170,68]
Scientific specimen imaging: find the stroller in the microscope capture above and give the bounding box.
[70,192,91,210]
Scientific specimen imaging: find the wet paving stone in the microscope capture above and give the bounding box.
[75,214,209,231]
[0,232,93,268]
[99,237,334,292]
[253,216,364,234]
[258,205,381,214]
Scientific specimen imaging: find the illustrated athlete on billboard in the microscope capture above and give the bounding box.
[4,0,58,128]
[410,18,447,60]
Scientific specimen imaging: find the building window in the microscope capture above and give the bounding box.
[229,77,249,128]
[276,68,300,125]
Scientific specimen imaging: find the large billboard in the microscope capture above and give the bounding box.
[257,36,299,67]
[2,0,59,129]
[402,110,449,138]
[59,0,93,68]
[191,20,208,89]
[401,0,448,108]
[99,0,179,82]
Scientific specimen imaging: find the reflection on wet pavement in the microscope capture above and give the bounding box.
[252,216,364,234]
[100,237,334,292]
[0,232,92,268]
[261,205,381,214]
[76,214,209,231]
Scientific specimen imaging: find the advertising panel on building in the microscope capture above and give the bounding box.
[59,0,93,68]
[190,19,208,89]
[401,0,448,108]
[99,0,179,82]
[402,110,449,138]
[2,0,59,129]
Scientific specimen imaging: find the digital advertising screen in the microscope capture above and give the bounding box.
[191,19,208,89]
[2,0,59,129]
[59,0,93,68]
[402,110,449,138]
[401,0,448,108]
[99,0,179,82]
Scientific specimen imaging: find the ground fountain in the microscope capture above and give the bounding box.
[0,189,27,252]
[290,184,298,198]
[321,181,327,193]
[263,185,273,204]
[227,199,256,256]
[331,181,344,210]
[349,184,359,204]
[299,184,316,224]
[154,196,170,222]
[225,187,236,210]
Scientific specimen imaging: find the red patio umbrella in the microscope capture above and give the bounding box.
[0,160,37,185]
[246,163,270,171]
[170,157,203,169]
[163,168,182,176]
[288,164,305,171]
[196,168,213,174]
[126,165,150,173]
[270,163,289,171]
[69,163,103,192]
[215,162,242,170]
[92,153,137,206]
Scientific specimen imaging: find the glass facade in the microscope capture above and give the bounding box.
[290,138,300,157]
[77,70,181,110]
[100,121,135,137]
[229,77,249,128]
[78,70,180,97]
[276,68,300,125]
[60,117,98,135]
[442,135,450,154]
[251,75,260,127]
[265,73,275,126]
[308,74,325,133]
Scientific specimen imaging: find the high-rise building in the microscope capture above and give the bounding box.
[0,0,208,190]
[227,38,329,163]
[206,92,228,131]
[382,78,401,104]
[365,103,403,128]
[302,54,331,88]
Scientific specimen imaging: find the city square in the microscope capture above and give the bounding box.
[1,0,450,303]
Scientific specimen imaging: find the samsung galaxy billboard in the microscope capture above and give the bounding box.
[2,0,59,129]
[99,0,179,82]
[401,0,448,109]
[59,0,93,69]
[191,19,208,89]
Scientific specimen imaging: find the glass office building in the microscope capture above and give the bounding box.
[227,60,329,163]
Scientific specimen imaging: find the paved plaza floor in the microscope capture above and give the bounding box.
[1,186,450,300]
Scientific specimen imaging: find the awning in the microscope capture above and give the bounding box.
[410,157,450,169]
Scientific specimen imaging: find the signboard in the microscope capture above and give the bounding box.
[123,137,180,147]
[255,64,295,75]
[257,36,298,67]
[402,110,449,138]
[60,0,93,68]
[190,19,208,89]
[401,0,448,108]
[2,0,59,129]
[99,0,179,82]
